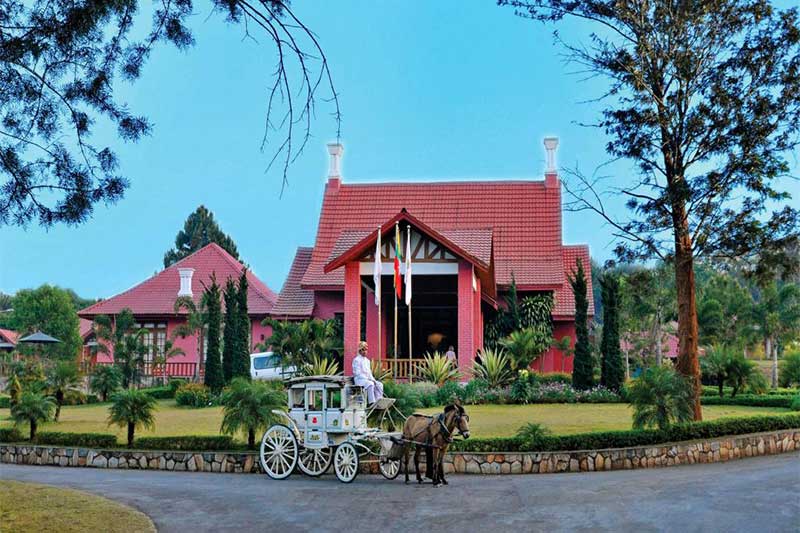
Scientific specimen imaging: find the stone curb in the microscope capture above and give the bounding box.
[1,429,798,475]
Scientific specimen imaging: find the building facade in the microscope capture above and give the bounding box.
[78,244,277,376]
[271,140,594,377]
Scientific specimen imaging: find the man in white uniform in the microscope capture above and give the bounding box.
[352,341,384,405]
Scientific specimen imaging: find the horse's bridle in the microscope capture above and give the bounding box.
[436,409,469,444]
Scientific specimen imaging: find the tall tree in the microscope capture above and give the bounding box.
[11,285,81,360]
[752,281,800,387]
[233,270,251,379]
[163,206,240,267]
[173,295,207,382]
[94,309,149,389]
[570,259,593,390]
[619,265,676,368]
[505,0,800,419]
[600,273,624,392]
[1,1,339,228]
[204,275,224,393]
[222,277,239,384]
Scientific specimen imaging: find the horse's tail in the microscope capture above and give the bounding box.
[425,445,433,479]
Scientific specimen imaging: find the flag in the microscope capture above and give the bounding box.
[405,227,412,305]
[373,227,381,306]
[393,223,402,300]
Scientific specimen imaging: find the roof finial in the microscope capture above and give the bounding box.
[327,143,344,180]
[544,137,559,174]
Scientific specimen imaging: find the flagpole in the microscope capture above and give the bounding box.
[377,226,382,365]
[394,222,399,368]
[407,225,413,384]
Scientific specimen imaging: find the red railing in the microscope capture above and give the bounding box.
[79,361,203,379]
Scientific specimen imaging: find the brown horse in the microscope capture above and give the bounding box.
[401,403,470,486]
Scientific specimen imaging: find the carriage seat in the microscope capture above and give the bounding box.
[370,397,396,410]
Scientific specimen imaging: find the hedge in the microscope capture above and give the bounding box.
[450,414,800,453]
[133,435,239,451]
[140,386,174,400]
[700,395,793,408]
[0,396,9,408]
[32,432,117,448]
[0,427,21,442]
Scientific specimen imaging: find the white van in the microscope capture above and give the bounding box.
[250,352,296,381]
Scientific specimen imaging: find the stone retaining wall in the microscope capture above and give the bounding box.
[2,429,798,475]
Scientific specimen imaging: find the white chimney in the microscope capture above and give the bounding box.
[544,137,559,173]
[178,268,194,297]
[327,142,344,180]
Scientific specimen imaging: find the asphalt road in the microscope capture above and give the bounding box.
[2,453,799,533]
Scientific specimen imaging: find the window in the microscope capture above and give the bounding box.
[306,389,323,411]
[290,389,304,408]
[327,388,341,409]
[136,322,167,363]
[253,356,271,370]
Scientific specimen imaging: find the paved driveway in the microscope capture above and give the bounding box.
[2,453,799,532]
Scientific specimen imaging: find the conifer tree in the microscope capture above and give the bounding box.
[233,270,251,380]
[600,273,624,392]
[204,275,224,393]
[570,259,593,390]
[222,278,239,384]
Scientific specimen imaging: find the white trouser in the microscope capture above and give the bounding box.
[356,379,384,404]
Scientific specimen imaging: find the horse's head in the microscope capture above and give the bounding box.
[444,401,470,440]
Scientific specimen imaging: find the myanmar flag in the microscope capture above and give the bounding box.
[394,224,403,299]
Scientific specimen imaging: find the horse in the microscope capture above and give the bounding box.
[401,403,470,486]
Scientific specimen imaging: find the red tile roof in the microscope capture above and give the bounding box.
[553,245,595,318]
[303,180,564,289]
[0,328,18,345]
[78,243,276,317]
[79,318,94,339]
[271,247,315,318]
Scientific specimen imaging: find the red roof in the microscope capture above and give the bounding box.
[271,247,315,318]
[0,328,18,345]
[78,243,276,317]
[302,180,564,289]
[79,318,94,339]
[553,245,595,318]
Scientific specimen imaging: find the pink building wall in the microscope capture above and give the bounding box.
[313,291,344,319]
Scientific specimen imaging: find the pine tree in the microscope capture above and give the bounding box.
[600,273,625,392]
[222,278,239,384]
[570,259,593,390]
[204,275,224,393]
[232,270,251,380]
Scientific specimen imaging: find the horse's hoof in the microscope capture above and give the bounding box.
[442,481,448,486]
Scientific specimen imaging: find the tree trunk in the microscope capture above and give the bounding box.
[770,337,778,388]
[55,390,63,421]
[624,348,630,380]
[248,428,255,449]
[673,229,702,421]
[654,310,663,367]
[718,379,724,398]
[127,422,135,447]
[30,418,37,440]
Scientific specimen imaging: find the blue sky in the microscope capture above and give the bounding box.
[1,1,797,299]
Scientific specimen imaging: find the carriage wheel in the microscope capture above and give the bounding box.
[260,424,298,480]
[333,443,359,483]
[297,446,333,477]
[379,458,401,480]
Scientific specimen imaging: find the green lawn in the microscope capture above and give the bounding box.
[0,400,789,442]
[0,481,155,533]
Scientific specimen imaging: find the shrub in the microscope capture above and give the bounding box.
[11,391,56,440]
[371,359,392,382]
[725,354,758,397]
[175,383,212,408]
[302,356,340,377]
[779,352,800,388]
[471,348,513,388]
[515,422,550,447]
[627,366,694,430]
[0,427,22,442]
[135,435,239,451]
[168,379,188,394]
[0,395,10,409]
[384,381,423,417]
[450,414,800,453]
[436,380,464,405]
[62,389,88,406]
[538,372,573,386]
[701,394,792,408]
[420,352,459,385]
[33,432,117,448]
[790,396,800,412]
[700,346,731,397]
[89,365,123,402]
[580,386,622,403]
[407,382,439,407]
[743,371,770,395]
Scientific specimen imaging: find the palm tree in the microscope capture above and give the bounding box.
[471,348,513,388]
[700,347,731,398]
[89,365,123,402]
[220,378,285,448]
[752,282,800,387]
[46,361,81,421]
[107,389,157,447]
[152,339,185,386]
[173,295,207,382]
[628,366,694,430]
[552,336,575,374]
[11,392,56,440]
[500,328,550,371]
[94,309,150,388]
[725,354,757,398]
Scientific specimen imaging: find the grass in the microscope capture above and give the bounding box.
[418,404,790,438]
[0,481,155,533]
[0,400,790,442]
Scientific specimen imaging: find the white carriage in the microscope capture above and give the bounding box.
[259,375,405,483]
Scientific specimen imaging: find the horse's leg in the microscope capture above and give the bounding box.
[414,447,423,484]
[439,453,447,486]
[403,445,410,484]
